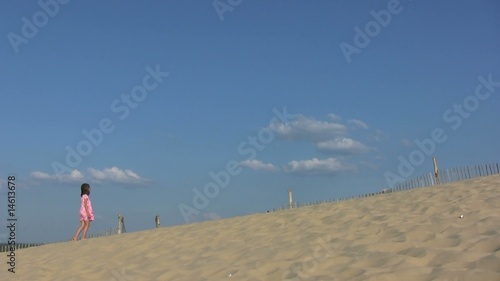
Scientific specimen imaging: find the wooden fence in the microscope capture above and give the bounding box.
[438,163,499,184]
[88,227,120,238]
[0,227,122,252]
[0,243,43,253]
[6,163,498,250]
[0,214,127,251]
[272,162,500,212]
[393,162,500,191]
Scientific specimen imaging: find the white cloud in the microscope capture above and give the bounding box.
[29,167,146,185]
[317,137,370,155]
[328,113,341,121]
[284,157,355,176]
[269,115,346,141]
[67,170,85,181]
[368,130,388,142]
[31,171,54,180]
[31,169,84,183]
[88,167,145,184]
[240,159,279,172]
[347,119,368,129]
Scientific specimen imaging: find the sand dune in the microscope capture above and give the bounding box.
[3,175,500,280]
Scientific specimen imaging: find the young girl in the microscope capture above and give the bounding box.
[73,183,94,240]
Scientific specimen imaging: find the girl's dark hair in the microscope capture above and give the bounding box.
[81,183,91,197]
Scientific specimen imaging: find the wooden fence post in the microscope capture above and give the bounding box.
[433,156,440,185]
[118,213,123,234]
[155,215,160,228]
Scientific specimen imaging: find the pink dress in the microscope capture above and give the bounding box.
[79,194,94,221]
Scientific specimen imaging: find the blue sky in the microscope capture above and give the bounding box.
[1,0,499,243]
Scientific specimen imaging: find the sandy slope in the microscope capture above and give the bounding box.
[2,175,500,281]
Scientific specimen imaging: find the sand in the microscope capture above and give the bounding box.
[2,174,500,281]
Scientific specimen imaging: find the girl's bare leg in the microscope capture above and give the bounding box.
[82,221,91,239]
[73,221,85,240]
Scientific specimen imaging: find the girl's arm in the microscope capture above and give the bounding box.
[83,197,91,218]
